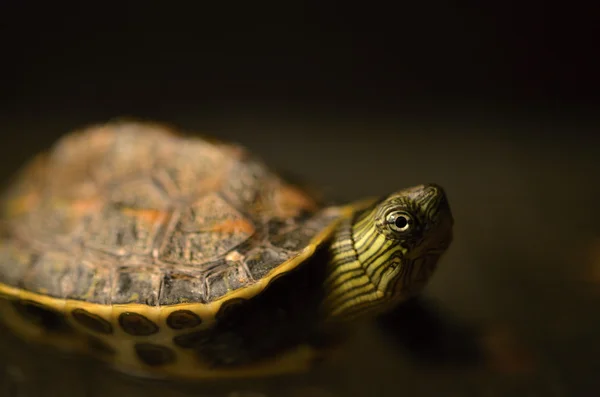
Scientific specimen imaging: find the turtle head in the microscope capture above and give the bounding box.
[323,183,453,320]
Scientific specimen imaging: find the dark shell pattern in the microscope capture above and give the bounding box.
[0,121,342,307]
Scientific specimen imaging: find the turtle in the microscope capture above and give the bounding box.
[0,120,454,380]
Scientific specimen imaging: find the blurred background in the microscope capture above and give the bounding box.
[0,2,599,397]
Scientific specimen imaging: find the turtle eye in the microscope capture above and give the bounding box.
[386,211,413,234]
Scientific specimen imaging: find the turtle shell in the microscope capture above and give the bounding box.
[0,121,344,315]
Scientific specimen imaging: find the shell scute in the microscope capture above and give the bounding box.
[219,158,272,213]
[22,250,75,298]
[244,247,290,281]
[65,257,113,305]
[270,210,341,251]
[158,271,206,306]
[0,240,36,288]
[62,123,166,185]
[154,137,232,198]
[111,265,163,306]
[24,197,98,244]
[108,177,170,211]
[204,261,252,302]
[0,121,342,307]
[158,193,256,265]
[83,179,170,256]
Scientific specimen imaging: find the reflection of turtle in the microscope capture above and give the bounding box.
[0,121,454,380]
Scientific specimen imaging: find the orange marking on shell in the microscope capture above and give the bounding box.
[71,198,103,214]
[237,273,250,284]
[121,208,168,224]
[4,193,40,217]
[274,183,319,217]
[219,143,249,159]
[78,124,121,147]
[211,219,255,235]
[52,126,114,163]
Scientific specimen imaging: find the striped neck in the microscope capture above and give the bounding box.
[321,207,406,322]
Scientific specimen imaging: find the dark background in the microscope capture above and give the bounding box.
[2,2,599,127]
[1,2,599,397]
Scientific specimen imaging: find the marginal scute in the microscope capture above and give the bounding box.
[65,258,112,305]
[166,310,202,330]
[158,271,206,306]
[244,247,290,281]
[134,343,176,367]
[71,308,113,334]
[270,224,321,252]
[270,209,340,252]
[118,312,159,336]
[111,266,162,306]
[205,262,252,302]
